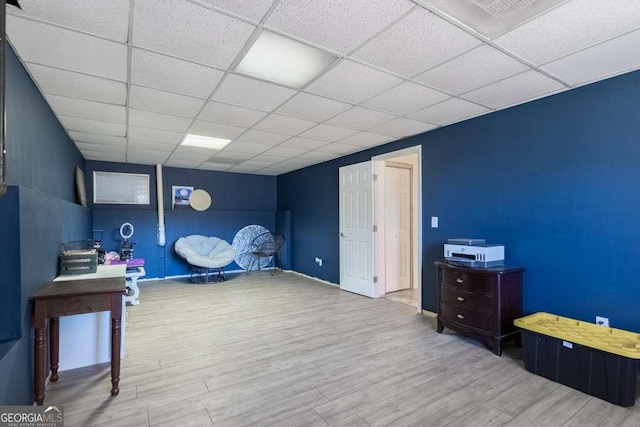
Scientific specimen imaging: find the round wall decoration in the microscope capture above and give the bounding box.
[189,189,212,211]
[232,224,271,271]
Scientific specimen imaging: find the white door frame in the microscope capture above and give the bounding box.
[384,161,413,293]
[372,145,422,312]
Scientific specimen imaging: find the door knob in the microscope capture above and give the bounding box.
[339,232,346,238]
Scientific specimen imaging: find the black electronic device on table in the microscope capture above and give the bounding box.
[93,230,106,264]
[119,223,135,261]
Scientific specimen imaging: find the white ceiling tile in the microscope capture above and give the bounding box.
[131,49,225,98]
[199,102,267,128]
[133,0,255,68]
[462,70,565,109]
[12,0,130,42]
[306,60,403,104]
[251,154,288,161]
[316,143,362,155]
[164,157,204,168]
[126,149,171,165]
[278,158,317,168]
[228,166,262,174]
[59,116,126,136]
[212,74,297,112]
[299,124,359,142]
[7,16,127,81]
[130,86,205,119]
[127,126,184,145]
[266,0,413,54]
[129,109,192,133]
[338,132,392,147]
[69,132,126,146]
[46,95,126,124]
[27,64,126,105]
[325,106,396,130]
[354,8,482,77]
[82,150,127,162]
[279,137,329,150]
[495,0,640,65]
[189,121,247,139]
[198,162,234,171]
[75,141,122,153]
[415,45,530,95]
[369,117,437,138]
[198,0,274,22]
[541,29,640,86]
[259,168,291,176]
[222,141,271,154]
[295,151,340,161]
[127,139,176,152]
[263,146,306,158]
[237,159,279,168]
[276,93,352,122]
[363,82,450,115]
[408,98,489,126]
[253,114,317,135]
[173,146,218,158]
[235,129,291,146]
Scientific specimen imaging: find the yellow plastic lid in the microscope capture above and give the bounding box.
[514,312,640,359]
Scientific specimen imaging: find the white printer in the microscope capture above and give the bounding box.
[444,238,504,268]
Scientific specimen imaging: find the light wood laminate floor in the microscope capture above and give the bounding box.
[45,272,639,426]
[384,289,417,308]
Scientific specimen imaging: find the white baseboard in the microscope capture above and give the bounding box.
[285,270,339,287]
[422,310,437,318]
[138,269,246,282]
[137,268,285,282]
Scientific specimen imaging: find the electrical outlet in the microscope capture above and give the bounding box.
[315,257,323,267]
[596,316,609,327]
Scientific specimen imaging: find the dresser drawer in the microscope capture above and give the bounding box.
[441,268,494,294]
[441,286,493,314]
[441,303,493,332]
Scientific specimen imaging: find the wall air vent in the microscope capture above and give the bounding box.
[422,0,567,38]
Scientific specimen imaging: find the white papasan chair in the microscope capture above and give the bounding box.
[174,235,236,283]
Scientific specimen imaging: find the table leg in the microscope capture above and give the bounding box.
[49,317,59,382]
[34,325,46,405]
[110,293,123,396]
[126,278,140,306]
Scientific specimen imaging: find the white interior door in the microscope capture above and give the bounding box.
[385,165,411,293]
[339,161,375,298]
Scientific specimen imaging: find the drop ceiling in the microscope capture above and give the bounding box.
[6,0,640,175]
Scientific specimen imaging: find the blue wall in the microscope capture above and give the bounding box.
[0,45,88,405]
[0,187,21,346]
[86,161,277,278]
[278,70,640,333]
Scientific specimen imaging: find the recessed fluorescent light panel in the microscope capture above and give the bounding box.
[181,134,231,149]
[424,0,565,38]
[236,31,337,88]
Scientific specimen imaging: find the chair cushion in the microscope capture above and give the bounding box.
[175,235,236,269]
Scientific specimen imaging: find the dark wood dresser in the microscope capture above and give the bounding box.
[435,261,524,356]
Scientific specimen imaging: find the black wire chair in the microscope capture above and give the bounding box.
[247,231,285,275]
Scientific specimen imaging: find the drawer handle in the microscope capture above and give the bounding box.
[456,279,464,283]
[457,314,465,319]
[456,296,465,301]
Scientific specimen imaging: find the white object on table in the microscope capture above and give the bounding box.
[125,267,145,306]
[53,265,126,371]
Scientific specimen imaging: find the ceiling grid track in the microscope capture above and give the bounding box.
[6,0,640,174]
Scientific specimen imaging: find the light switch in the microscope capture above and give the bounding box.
[431,216,438,228]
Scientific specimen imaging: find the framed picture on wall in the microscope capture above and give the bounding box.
[172,186,193,209]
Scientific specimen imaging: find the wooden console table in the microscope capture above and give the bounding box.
[30,276,126,405]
